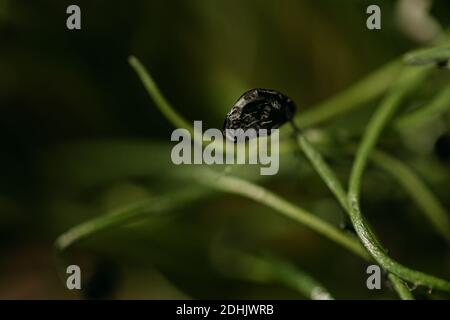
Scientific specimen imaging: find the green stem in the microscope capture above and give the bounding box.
[194,169,370,261]
[348,67,450,291]
[395,82,450,129]
[299,38,450,128]
[128,56,195,134]
[198,169,418,299]
[125,55,429,297]
[287,136,449,243]
[54,189,203,252]
[293,132,384,249]
[294,132,406,298]
[130,54,401,131]
[296,134,349,211]
[297,60,402,127]
[219,249,334,299]
[403,45,450,66]
[54,166,368,260]
[388,274,414,300]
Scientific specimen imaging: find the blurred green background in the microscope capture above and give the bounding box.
[0,0,449,299]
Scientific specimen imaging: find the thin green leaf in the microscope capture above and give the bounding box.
[128,55,194,134]
[295,134,349,211]
[221,250,334,300]
[192,168,370,261]
[404,46,450,66]
[55,189,204,252]
[395,83,450,129]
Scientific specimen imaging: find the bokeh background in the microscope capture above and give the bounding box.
[1,0,449,299]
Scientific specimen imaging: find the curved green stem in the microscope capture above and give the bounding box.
[262,255,334,300]
[230,252,334,300]
[297,60,402,127]
[126,55,436,297]
[295,134,349,212]
[194,169,370,261]
[130,54,402,131]
[128,56,194,134]
[54,166,368,261]
[348,67,450,291]
[54,189,204,252]
[294,133,408,298]
[299,39,450,129]
[286,136,450,243]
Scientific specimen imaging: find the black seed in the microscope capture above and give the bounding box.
[223,88,296,142]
